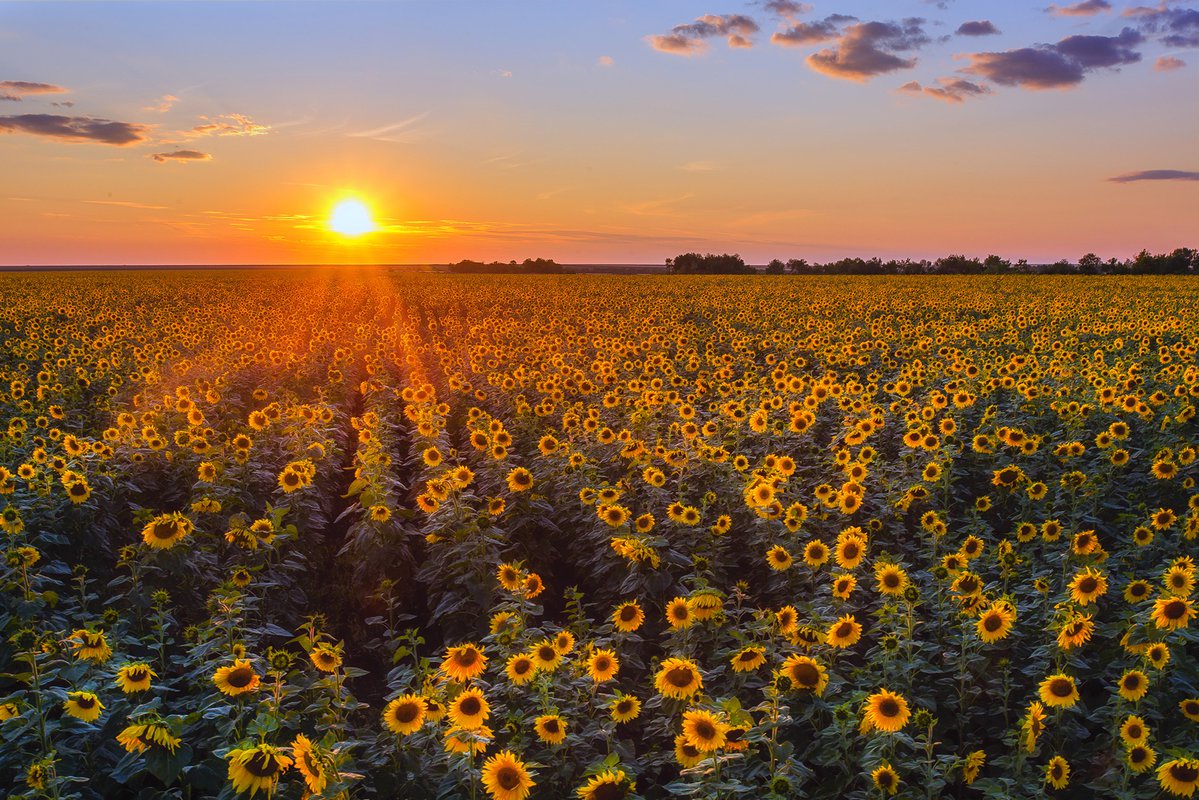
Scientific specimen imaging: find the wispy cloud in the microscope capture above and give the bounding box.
[619,193,696,217]
[1107,169,1199,183]
[189,113,269,137]
[1154,55,1185,70]
[0,113,149,145]
[151,149,211,164]
[144,94,179,113]
[84,200,168,209]
[899,77,993,103]
[648,14,760,55]
[0,80,68,101]
[348,112,429,143]
[1046,0,1112,17]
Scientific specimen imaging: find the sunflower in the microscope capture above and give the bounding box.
[1068,567,1108,606]
[497,563,524,592]
[613,601,645,633]
[115,663,156,694]
[62,691,103,723]
[1164,566,1196,596]
[530,640,562,672]
[534,714,567,744]
[781,654,828,694]
[610,694,642,723]
[835,534,867,570]
[449,687,490,731]
[383,693,427,735]
[961,535,984,559]
[1038,674,1079,708]
[1181,698,1199,722]
[875,563,908,596]
[731,646,766,673]
[826,614,862,648]
[1152,596,1195,630]
[554,630,576,654]
[773,605,798,635]
[506,654,537,685]
[1113,741,1151,772]
[587,649,619,682]
[832,573,857,600]
[309,645,342,673]
[1023,702,1046,752]
[1056,613,1094,650]
[1125,580,1153,603]
[872,763,900,796]
[213,659,260,696]
[665,597,693,629]
[1045,755,1070,790]
[681,709,727,753]
[140,512,193,550]
[977,602,1016,643]
[576,769,634,800]
[766,545,792,571]
[522,573,544,598]
[654,657,703,700]
[862,689,910,733]
[951,572,982,597]
[1120,715,1149,745]
[226,743,292,797]
[963,750,986,784]
[506,467,534,493]
[291,734,330,795]
[444,724,492,755]
[1158,759,1199,797]
[674,734,704,768]
[1118,670,1150,702]
[70,628,111,664]
[441,643,488,682]
[1146,642,1171,669]
[803,540,830,568]
[116,721,181,753]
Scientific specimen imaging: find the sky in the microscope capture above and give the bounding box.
[0,0,1196,266]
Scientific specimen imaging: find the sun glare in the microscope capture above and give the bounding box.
[329,199,376,236]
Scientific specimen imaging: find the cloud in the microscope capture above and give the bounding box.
[648,14,760,55]
[597,55,614,66]
[963,27,1142,89]
[1107,169,1199,182]
[189,113,268,137]
[956,20,1000,36]
[144,94,178,113]
[1046,0,1112,16]
[349,112,429,143]
[1154,55,1186,70]
[151,149,211,163]
[84,200,168,209]
[0,113,149,145]
[772,14,856,46]
[760,1,812,19]
[806,18,930,81]
[899,77,993,102]
[0,80,68,101]
[1124,3,1199,47]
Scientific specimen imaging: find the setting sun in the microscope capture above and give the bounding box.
[329,199,376,237]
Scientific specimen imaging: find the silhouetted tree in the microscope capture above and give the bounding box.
[765,259,785,275]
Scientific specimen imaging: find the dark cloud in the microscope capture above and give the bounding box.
[956,20,1000,36]
[806,18,930,81]
[963,27,1142,88]
[900,77,994,102]
[1046,0,1112,16]
[1107,169,1199,182]
[772,14,856,46]
[1125,3,1199,48]
[648,14,761,55]
[0,80,68,101]
[151,149,212,163]
[1154,55,1186,70]
[760,0,811,18]
[0,114,149,145]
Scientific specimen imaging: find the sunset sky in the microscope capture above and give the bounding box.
[1,0,1195,266]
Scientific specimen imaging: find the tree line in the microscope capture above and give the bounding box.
[446,258,568,274]
[665,248,1199,275]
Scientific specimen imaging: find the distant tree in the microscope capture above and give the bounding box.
[765,259,786,275]
[666,253,754,274]
[983,254,1011,274]
[934,254,983,274]
[786,258,809,275]
[1078,253,1102,274]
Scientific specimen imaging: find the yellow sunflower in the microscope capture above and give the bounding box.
[62,691,103,723]
[977,602,1016,643]
[874,563,908,596]
[803,539,830,568]
[506,654,537,685]
[612,601,645,633]
[1038,674,1079,708]
[140,512,194,550]
[441,643,488,683]
[766,545,792,571]
[534,714,567,744]
[826,614,862,648]
[674,734,704,768]
[872,763,900,796]
[654,657,703,700]
[449,687,490,731]
[681,709,727,753]
[1068,567,1108,605]
[1152,596,1195,630]
[1045,755,1070,790]
[1120,715,1149,745]
[610,694,642,723]
[665,596,694,630]
[226,743,292,797]
[212,659,260,697]
[586,649,619,682]
[780,654,828,694]
[291,734,330,795]
[862,689,911,733]
[383,693,427,735]
[576,769,634,800]
[530,640,562,672]
[730,646,766,673]
[114,663,156,694]
[1158,759,1199,797]
[1127,744,1157,773]
[1118,670,1150,702]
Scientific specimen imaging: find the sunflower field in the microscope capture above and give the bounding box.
[1,270,1198,800]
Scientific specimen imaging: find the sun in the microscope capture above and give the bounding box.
[329,199,376,236]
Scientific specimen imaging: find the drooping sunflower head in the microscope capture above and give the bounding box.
[576,768,634,800]
[731,646,766,673]
[226,744,292,797]
[291,734,330,795]
[115,662,156,694]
